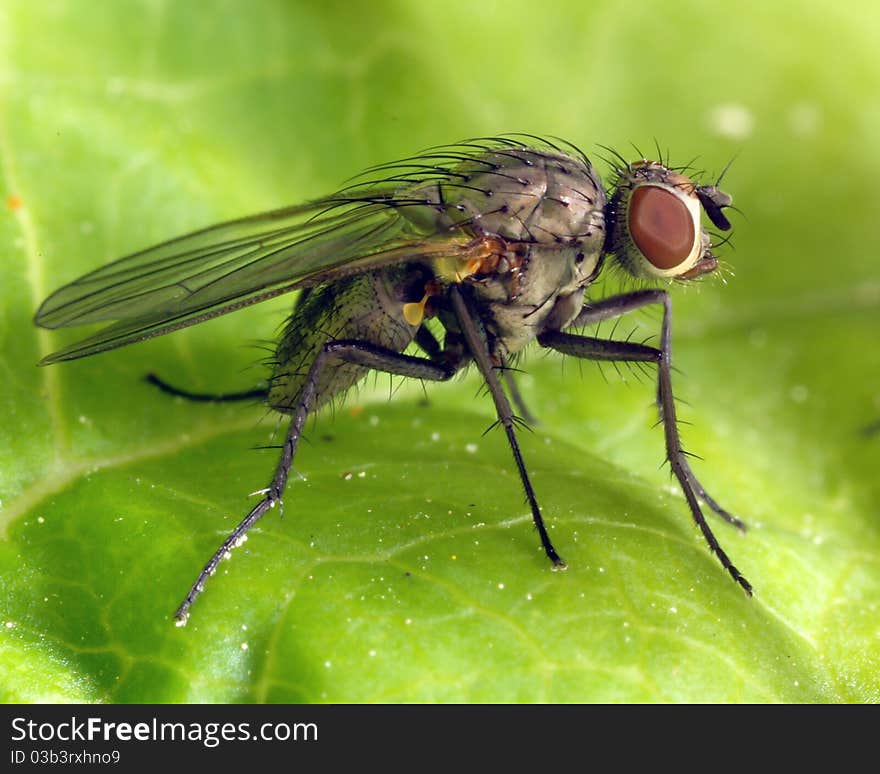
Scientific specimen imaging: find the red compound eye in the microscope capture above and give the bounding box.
[628,186,695,270]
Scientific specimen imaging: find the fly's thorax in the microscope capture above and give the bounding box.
[437,237,602,359]
[606,161,732,281]
[479,242,601,357]
[268,266,425,413]
[397,145,610,360]
[400,147,607,247]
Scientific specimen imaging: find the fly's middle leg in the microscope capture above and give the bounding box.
[415,324,536,423]
[173,339,456,624]
[569,290,747,531]
[539,289,752,595]
[449,285,566,570]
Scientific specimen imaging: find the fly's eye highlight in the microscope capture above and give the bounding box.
[628,185,696,271]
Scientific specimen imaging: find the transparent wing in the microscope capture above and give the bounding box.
[35,192,471,364]
[35,136,588,364]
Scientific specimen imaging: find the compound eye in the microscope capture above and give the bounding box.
[628,186,696,270]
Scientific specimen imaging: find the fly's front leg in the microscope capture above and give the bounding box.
[540,289,752,595]
[449,285,565,569]
[571,290,746,531]
[174,339,456,624]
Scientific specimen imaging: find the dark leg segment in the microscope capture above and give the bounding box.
[540,290,752,595]
[449,286,565,569]
[502,367,538,425]
[572,290,747,530]
[414,324,443,360]
[146,372,268,403]
[173,339,456,624]
[416,322,537,423]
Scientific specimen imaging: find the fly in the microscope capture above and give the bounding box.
[33,135,751,624]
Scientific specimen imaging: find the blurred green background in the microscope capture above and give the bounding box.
[1,0,878,702]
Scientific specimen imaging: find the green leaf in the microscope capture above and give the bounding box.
[1,0,878,703]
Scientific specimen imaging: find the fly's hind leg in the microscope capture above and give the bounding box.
[146,373,268,403]
[173,339,456,625]
[147,290,318,405]
[540,289,752,595]
[502,367,538,425]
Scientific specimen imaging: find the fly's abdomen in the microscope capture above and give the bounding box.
[267,267,423,414]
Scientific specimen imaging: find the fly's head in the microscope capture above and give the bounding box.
[605,160,734,282]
